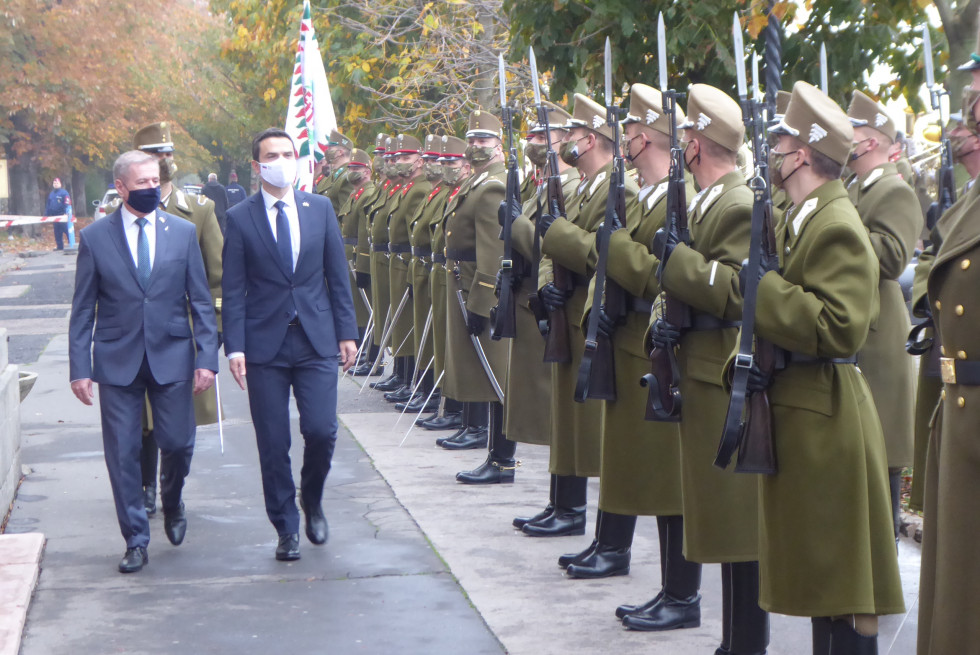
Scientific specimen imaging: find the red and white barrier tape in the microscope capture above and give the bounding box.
[0,214,71,228]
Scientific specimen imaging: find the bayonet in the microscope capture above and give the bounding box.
[604,37,613,107]
[820,43,828,94]
[734,13,747,99]
[658,13,668,93]
[498,53,507,108]
[530,47,542,106]
[752,52,761,102]
[923,27,935,90]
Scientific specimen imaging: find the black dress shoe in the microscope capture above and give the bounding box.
[615,591,664,619]
[435,424,469,446]
[351,361,376,376]
[558,539,597,569]
[421,412,463,431]
[368,372,396,388]
[416,411,439,425]
[398,393,441,413]
[143,485,156,516]
[372,375,405,392]
[621,593,701,631]
[300,499,328,545]
[384,385,413,403]
[565,544,630,579]
[118,546,148,573]
[163,502,187,546]
[456,457,516,484]
[521,507,586,537]
[439,427,488,450]
[513,504,555,529]
[275,534,301,561]
[393,393,424,410]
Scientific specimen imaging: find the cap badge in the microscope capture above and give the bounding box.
[645,109,660,125]
[809,123,828,143]
[874,113,888,128]
[592,115,605,129]
[696,113,712,130]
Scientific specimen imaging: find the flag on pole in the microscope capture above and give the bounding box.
[285,0,338,192]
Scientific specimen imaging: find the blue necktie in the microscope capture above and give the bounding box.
[136,217,151,289]
[274,200,293,276]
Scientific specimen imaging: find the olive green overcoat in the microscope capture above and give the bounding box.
[409,184,449,369]
[917,181,980,654]
[746,179,903,617]
[388,178,429,357]
[430,180,468,382]
[443,162,509,401]
[848,163,921,467]
[657,169,756,563]
[368,180,399,347]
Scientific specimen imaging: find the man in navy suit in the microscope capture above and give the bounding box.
[222,128,358,561]
[69,150,218,573]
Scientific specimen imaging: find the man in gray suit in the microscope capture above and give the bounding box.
[69,150,218,573]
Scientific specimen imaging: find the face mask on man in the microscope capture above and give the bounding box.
[125,186,161,214]
[464,145,496,166]
[525,143,548,167]
[347,169,368,186]
[442,165,465,185]
[424,161,444,182]
[258,157,297,189]
[158,157,178,183]
[392,162,417,178]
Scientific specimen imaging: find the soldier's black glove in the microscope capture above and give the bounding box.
[649,317,681,350]
[466,310,486,336]
[539,212,558,237]
[494,269,521,297]
[652,227,679,264]
[498,196,523,228]
[596,307,617,339]
[355,271,371,289]
[744,360,772,394]
[540,282,569,312]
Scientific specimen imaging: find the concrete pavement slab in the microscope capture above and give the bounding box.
[10,335,503,655]
[0,533,44,655]
[340,385,922,655]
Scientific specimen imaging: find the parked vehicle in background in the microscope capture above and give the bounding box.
[91,188,120,220]
[183,184,203,196]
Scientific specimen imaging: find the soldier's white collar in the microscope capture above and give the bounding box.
[862,167,885,189]
[638,182,669,210]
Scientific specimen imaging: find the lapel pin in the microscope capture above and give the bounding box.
[302,201,310,207]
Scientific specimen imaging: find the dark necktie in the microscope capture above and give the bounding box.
[274,200,293,276]
[136,217,151,288]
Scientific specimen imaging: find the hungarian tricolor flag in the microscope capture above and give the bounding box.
[285,0,337,192]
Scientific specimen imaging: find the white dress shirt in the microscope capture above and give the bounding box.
[120,205,157,269]
[261,186,301,270]
[227,188,302,361]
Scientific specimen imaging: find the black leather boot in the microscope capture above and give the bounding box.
[422,398,463,430]
[565,511,634,578]
[372,357,404,391]
[889,468,902,546]
[436,403,470,446]
[352,344,380,376]
[456,404,515,483]
[522,475,587,537]
[616,513,670,618]
[441,402,488,450]
[622,515,702,631]
[725,561,769,655]
[830,618,878,655]
[384,384,414,403]
[514,474,557,529]
[812,617,832,655]
[559,508,603,568]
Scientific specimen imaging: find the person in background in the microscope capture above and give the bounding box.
[226,171,247,208]
[202,173,229,234]
[46,177,72,251]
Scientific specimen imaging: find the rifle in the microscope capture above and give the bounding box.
[526,47,572,363]
[714,16,780,474]
[490,53,524,341]
[575,37,626,402]
[641,12,690,423]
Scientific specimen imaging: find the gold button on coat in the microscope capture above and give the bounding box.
[958,396,966,408]
[955,305,965,316]
[957,350,967,360]
[962,259,971,270]
[935,300,942,310]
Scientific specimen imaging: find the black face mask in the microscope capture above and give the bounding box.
[682,141,700,172]
[126,186,161,214]
[849,137,874,162]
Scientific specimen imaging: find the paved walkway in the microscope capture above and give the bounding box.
[2,251,922,654]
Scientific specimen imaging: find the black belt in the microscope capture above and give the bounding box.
[446,248,476,262]
[689,314,740,331]
[940,358,980,385]
[412,246,432,257]
[788,352,857,365]
[630,297,653,314]
[371,243,389,253]
[342,237,358,246]
[432,254,447,264]
[389,242,411,254]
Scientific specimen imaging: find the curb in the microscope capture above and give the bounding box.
[0,533,45,655]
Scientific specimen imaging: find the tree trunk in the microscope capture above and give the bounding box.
[71,168,87,219]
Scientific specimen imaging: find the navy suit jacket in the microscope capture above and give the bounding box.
[221,190,358,364]
[69,209,219,386]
